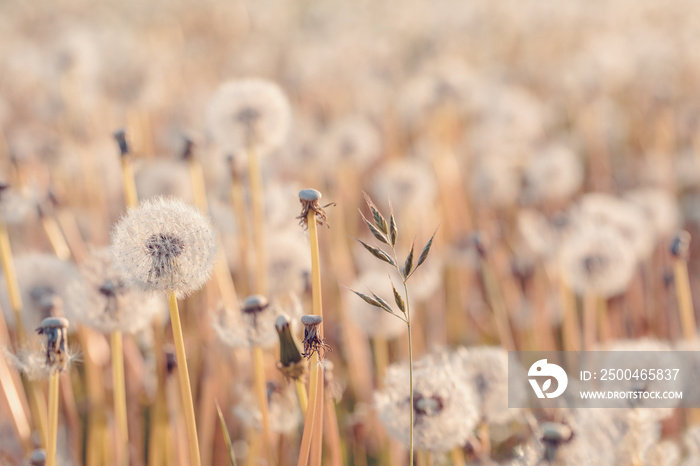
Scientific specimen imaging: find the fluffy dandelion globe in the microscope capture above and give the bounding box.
[375,352,479,452]
[110,197,217,298]
[0,253,86,332]
[66,248,164,334]
[205,78,291,157]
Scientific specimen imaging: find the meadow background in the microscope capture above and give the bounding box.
[1,0,700,464]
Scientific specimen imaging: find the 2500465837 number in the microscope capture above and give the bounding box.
[600,369,679,381]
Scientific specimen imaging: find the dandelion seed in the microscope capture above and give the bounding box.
[375,353,479,452]
[300,314,330,360]
[110,197,217,298]
[66,248,164,334]
[319,115,381,171]
[206,78,291,157]
[371,160,437,214]
[521,143,583,205]
[624,188,679,240]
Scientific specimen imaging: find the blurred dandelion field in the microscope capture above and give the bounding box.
[3,0,700,465]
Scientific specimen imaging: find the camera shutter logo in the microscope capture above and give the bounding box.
[528,359,568,399]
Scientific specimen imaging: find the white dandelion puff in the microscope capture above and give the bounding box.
[110,197,217,298]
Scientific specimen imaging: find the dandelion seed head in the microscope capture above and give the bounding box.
[266,232,311,300]
[319,115,381,171]
[454,346,523,424]
[522,143,583,204]
[0,253,84,332]
[206,78,291,156]
[110,197,217,297]
[346,271,407,339]
[66,248,164,334]
[234,381,302,434]
[134,159,193,203]
[0,182,33,225]
[375,354,479,452]
[371,160,437,213]
[558,222,636,297]
[576,193,654,260]
[624,188,679,240]
[213,297,301,349]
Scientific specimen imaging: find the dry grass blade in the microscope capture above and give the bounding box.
[216,400,238,466]
[356,239,396,266]
[360,211,389,245]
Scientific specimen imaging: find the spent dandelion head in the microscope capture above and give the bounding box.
[300,314,330,360]
[36,317,70,373]
[28,448,47,466]
[297,189,333,229]
[540,422,574,462]
[670,230,691,260]
[206,78,291,156]
[67,248,164,334]
[110,196,217,298]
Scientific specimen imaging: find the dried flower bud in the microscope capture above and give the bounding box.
[113,129,129,156]
[300,314,330,360]
[670,230,691,260]
[36,317,70,372]
[275,314,306,381]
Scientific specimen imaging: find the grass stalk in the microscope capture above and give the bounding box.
[47,371,60,466]
[247,147,267,295]
[111,331,129,464]
[673,257,696,340]
[167,291,201,466]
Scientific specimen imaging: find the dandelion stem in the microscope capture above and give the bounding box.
[673,257,696,340]
[111,330,129,464]
[298,357,319,466]
[0,351,31,452]
[324,389,342,466]
[47,371,60,466]
[252,345,273,455]
[229,160,252,296]
[167,291,201,466]
[120,156,138,209]
[299,208,325,465]
[308,209,325,466]
[247,147,267,295]
[372,337,389,387]
[0,221,26,342]
[295,378,308,414]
